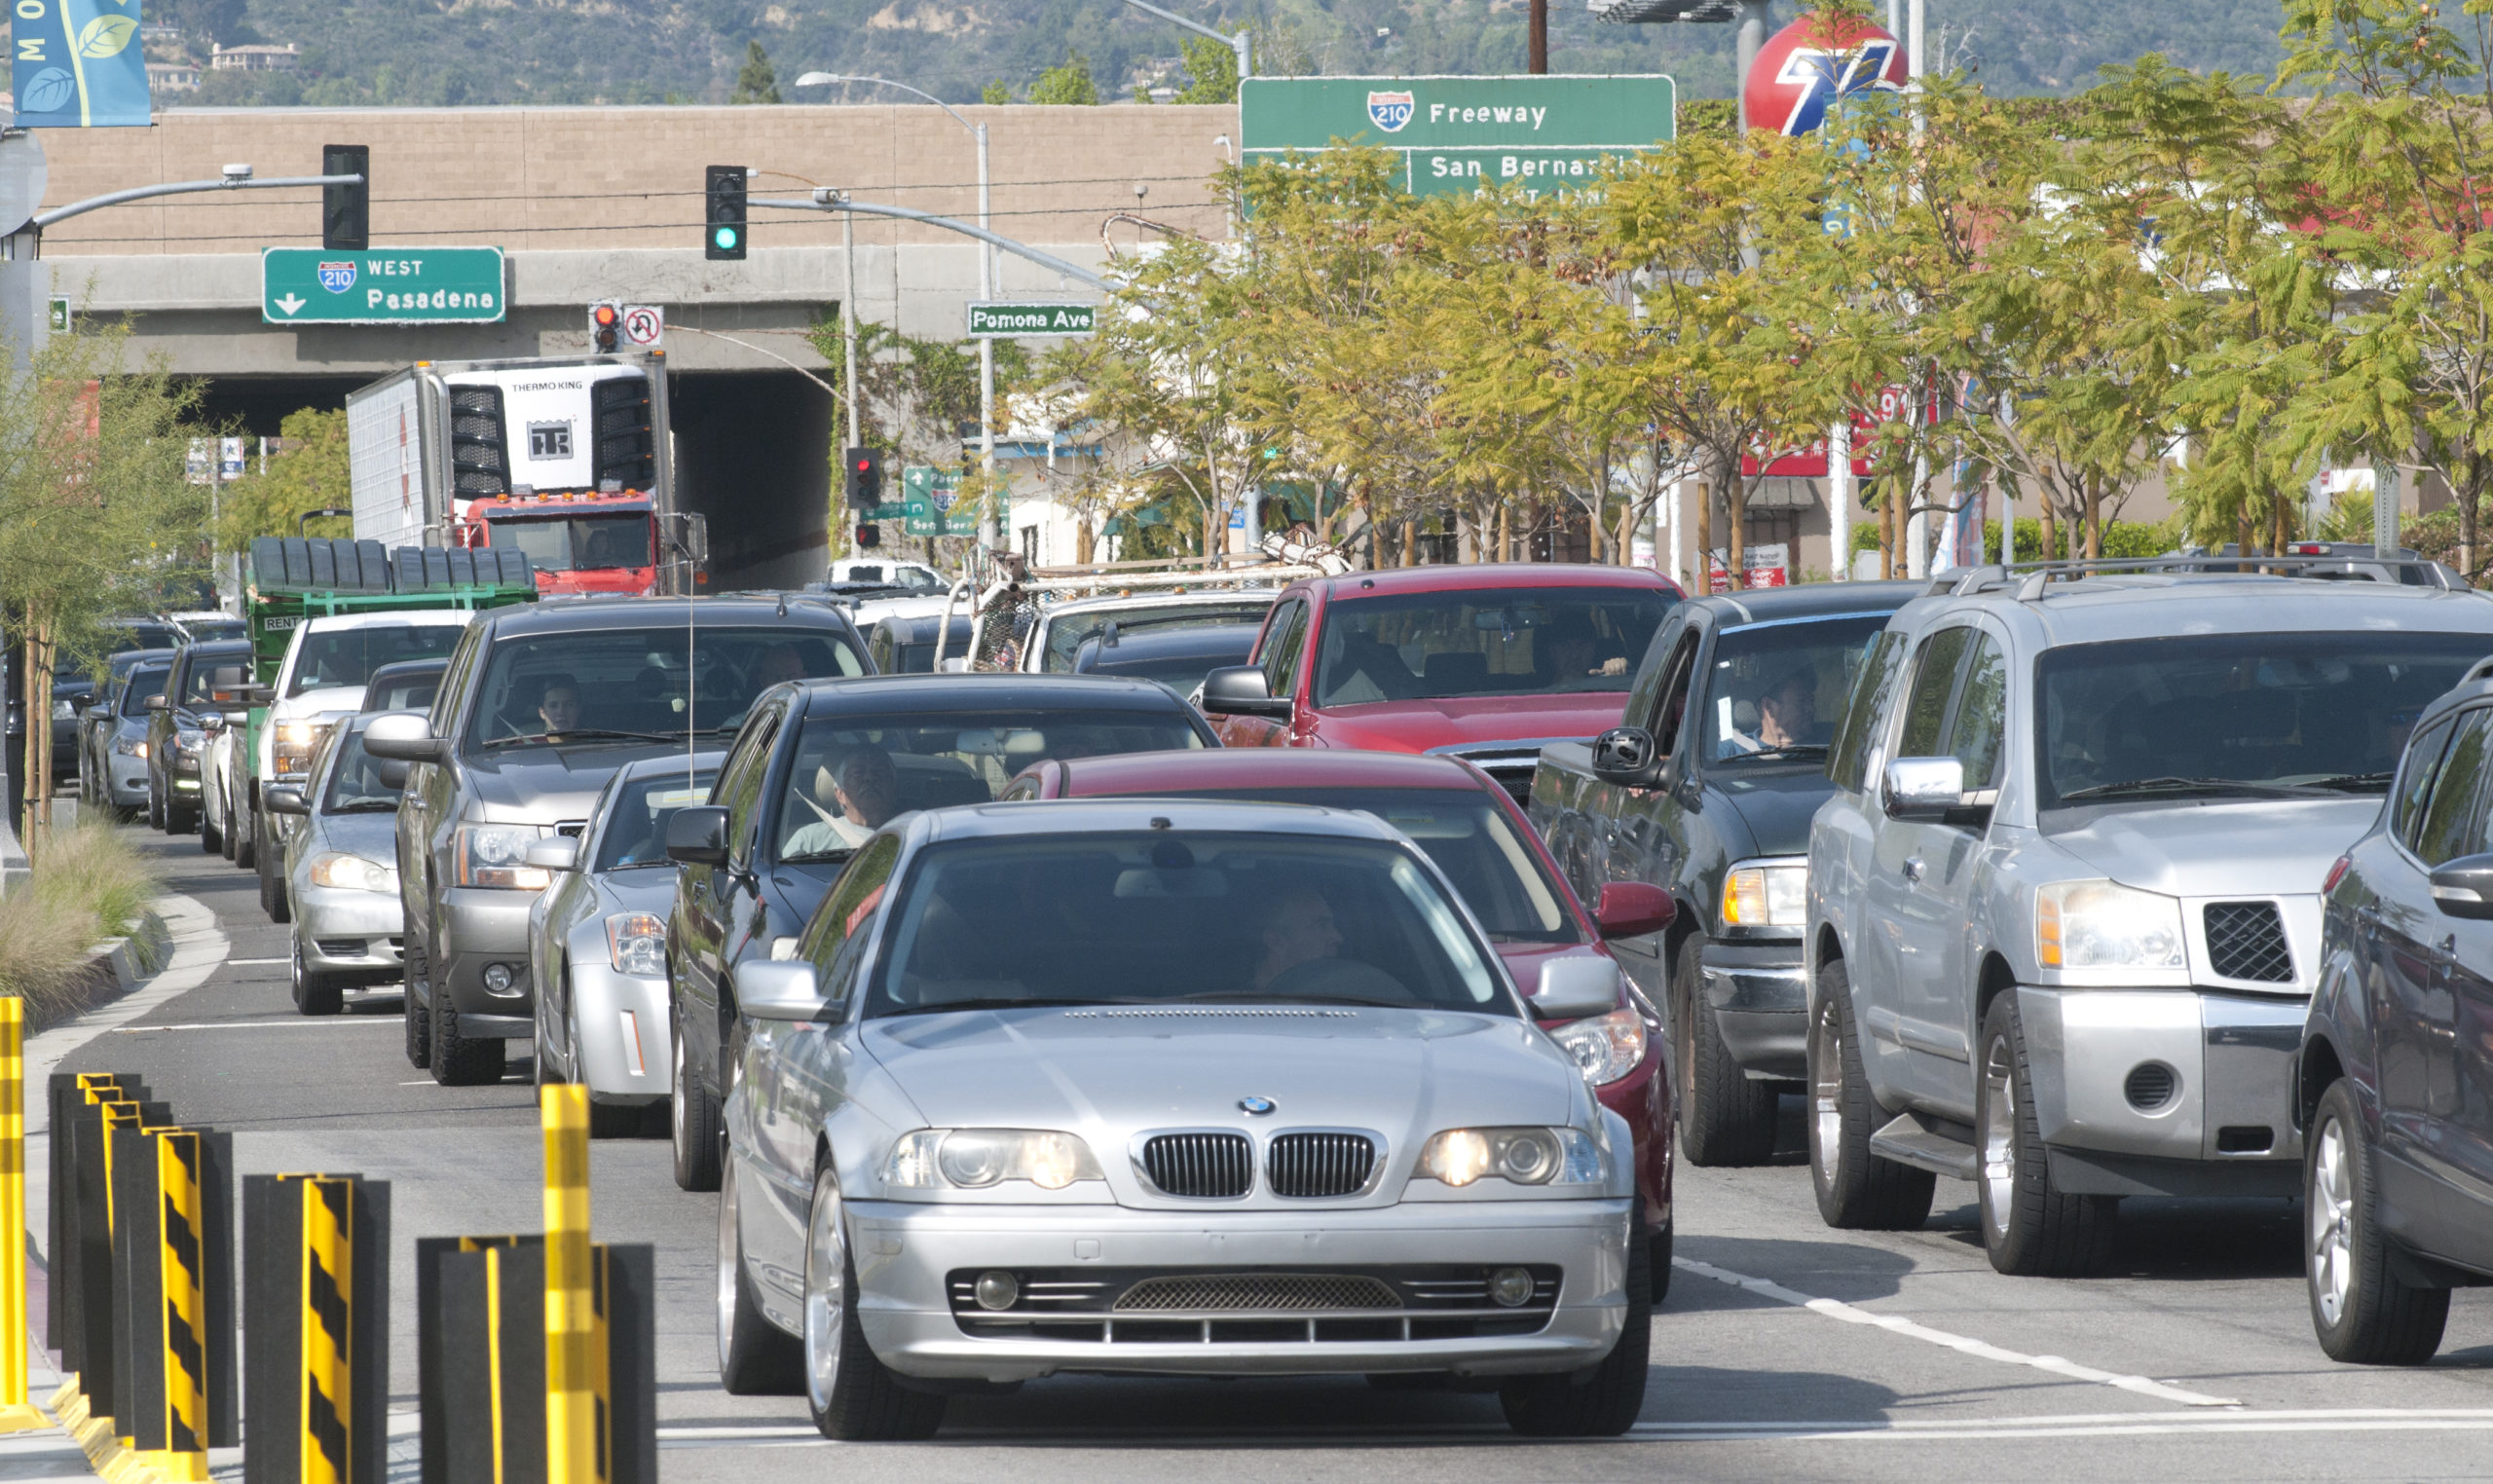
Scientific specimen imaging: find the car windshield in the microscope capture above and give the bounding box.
[482,513,652,572]
[1040,602,1275,673]
[1073,626,1261,695]
[464,625,869,751]
[181,619,246,643]
[289,624,465,697]
[1133,786,1579,944]
[863,832,1509,1017]
[320,732,405,814]
[112,625,181,651]
[879,618,973,675]
[775,707,1206,863]
[2036,631,2493,810]
[596,766,722,871]
[1313,587,1673,707]
[176,651,246,706]
[1703,615,1891,762]
[121,668,168,717]
[362,669,441,714]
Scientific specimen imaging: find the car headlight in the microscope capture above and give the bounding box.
[1416,1126,1608,1187]
[1722,862,1806,929]
[1545,1007,1648,1086]
[454,823,554,891]
[116,737,141,757]
[606,912,666,977]
[2036,880,2184,970]
[882,1129,1105,1192]
[273,721,330,778]
[309,851,396,893]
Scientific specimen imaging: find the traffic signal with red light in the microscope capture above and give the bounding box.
[589,301,621,353]
[843,446,884,509]
[855,523,882,548]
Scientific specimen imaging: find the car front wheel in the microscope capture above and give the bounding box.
[431,989,506,1087]
[672,1021,723,1191]
[1499,1216,1651,1436]
[1673,937,1778,1167]
[803,1164,945,1440]
[291,937,342,1017]
[717,1152,802,1394]
[1977,993,2116,1277]
[2307,1078,2449,1363]
[1806,956,1934,1230]
[403,937,432,1067]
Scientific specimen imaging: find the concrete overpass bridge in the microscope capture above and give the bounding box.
[30,102,1235,585]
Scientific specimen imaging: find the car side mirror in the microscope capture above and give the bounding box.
[1591,726,1674,790]
[2429,853,2493,920]
[666,805,730,868]
[737,960,830,1020]
[1595,881,1675,940]
[1199,665,1289,719]
[526,837,580,872]
[262,786,309,816]
[199,713,225,733]
[1530,956,1622,1021]
[244,685,277,707]
[145,694,167,713]
[362,711,447,762]
[1883,757,1966,822]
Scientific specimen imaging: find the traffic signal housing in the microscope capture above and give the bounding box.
[854,523,882,549]
[588,301,621,353]
[843,446,884,509]
[705,165,748,261]
[322,143,369,251]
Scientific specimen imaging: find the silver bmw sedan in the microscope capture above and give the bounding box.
[718,798,1649,1441]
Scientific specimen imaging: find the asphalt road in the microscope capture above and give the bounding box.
[46,825,2493,1482]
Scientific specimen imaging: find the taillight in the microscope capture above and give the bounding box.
[2323,854,2352,894]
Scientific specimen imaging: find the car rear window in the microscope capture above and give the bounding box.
[1313,587,1673,707]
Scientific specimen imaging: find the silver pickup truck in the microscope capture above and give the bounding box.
[1805,560,2493,1276]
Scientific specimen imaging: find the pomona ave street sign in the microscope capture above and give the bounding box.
[967,302,1097,338]
[1240,75,1676,197]
[262,246,507,324]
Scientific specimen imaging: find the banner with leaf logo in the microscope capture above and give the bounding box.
[12,0,150,129]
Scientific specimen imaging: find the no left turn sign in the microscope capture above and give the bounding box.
[621,304,663,348]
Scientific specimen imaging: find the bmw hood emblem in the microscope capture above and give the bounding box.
[1238,1095,1276,1116]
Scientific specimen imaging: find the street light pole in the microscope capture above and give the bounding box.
[840,197,860,451]
[1119,0,1252,92]
[795,72,1002,546]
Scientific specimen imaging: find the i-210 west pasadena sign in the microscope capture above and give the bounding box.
[1239,75,1676,197]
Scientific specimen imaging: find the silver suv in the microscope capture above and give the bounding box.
[1805,561,2493,1276]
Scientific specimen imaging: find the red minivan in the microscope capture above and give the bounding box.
[1006,747,1680,1293]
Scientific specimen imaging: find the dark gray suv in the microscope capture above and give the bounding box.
[366,597,872,1086]
[2296,657,2493,1363]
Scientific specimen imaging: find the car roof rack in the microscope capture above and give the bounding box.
[1918,554,2470,603]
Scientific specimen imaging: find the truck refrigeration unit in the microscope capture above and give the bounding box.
[345,352,708,596]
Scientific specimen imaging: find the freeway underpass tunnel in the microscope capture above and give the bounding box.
[672,369,833,593]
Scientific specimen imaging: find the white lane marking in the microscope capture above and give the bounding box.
[1672,1254,2239,1408]
[651,1409,2493,1449]
[109,1020,396,1033]
[224,957,288,966]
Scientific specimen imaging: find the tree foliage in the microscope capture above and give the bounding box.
[211,406,351,556]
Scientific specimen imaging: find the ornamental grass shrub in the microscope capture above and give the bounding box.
[0,824,158,1021]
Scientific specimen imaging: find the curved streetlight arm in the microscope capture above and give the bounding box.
[32,172,362,231]
[1120,0,1251,81]
[750,195,1112,290]
[792,73,978,138]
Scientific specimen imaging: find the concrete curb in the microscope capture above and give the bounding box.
[24,911,172,1040]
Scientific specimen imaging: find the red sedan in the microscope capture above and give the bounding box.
[1005,748,1680,1293]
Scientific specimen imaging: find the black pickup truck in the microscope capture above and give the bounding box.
[1530,582,1919,1165]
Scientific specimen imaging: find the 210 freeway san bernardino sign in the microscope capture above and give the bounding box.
[262,246,507,325]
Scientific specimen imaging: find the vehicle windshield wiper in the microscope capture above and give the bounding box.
[883,997,1108,1017]
[1722,744,1829,762]
[2058,775,2325,802]
[2298,771,2396,794]
[777,848,856,865]
[330,800,400,813]
[482,728,682,748]
[1165,989,1413,1008]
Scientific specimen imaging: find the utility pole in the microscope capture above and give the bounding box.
[1529,0,1549,73]
[1734,0,1772,98]
[839,196,860,450]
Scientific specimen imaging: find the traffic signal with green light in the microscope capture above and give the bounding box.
[705,166,748,261]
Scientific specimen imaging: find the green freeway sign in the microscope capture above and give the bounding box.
[261,246,507,325]
[1240,75,1675,196]
[967,302,1097,338]
[899,465,995,537]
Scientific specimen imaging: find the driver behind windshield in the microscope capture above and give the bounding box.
[1252,886,1344,992]
[783,746,901,856]
[1724,668,1822,755]
[536,675,583,740]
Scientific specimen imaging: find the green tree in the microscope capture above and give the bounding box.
[981,79,1013,105]
[0,329,210,844]
[1029,52,1098,106]
[1171,36,1238,104]
[730,41,780,104]
[212,407,352,555]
